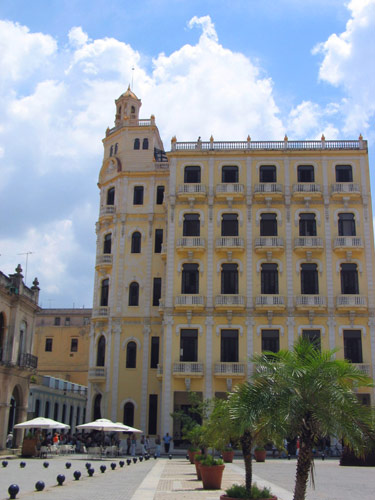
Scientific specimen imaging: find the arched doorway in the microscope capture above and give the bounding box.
[93,394,102,420]
[8,385,23,447]
[123,402,134,427]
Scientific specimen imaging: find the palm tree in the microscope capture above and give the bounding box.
[252,337,375,500]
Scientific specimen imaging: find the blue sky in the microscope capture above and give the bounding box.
[0,0,374,307]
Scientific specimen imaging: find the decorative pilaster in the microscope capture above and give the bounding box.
[140,324,151,431]
[286,316,295,349]
[284,158,294,310]
[327,316,336,351]
[162,316,174,435]
[322,157,334,310]
[205,317,214,398]
[111,320,122,421]
[246,157,253,308]
[246,318,255,378]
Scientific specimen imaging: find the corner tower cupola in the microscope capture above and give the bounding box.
[114,86,142,127]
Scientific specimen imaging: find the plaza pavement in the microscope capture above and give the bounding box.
[0,453,373,500]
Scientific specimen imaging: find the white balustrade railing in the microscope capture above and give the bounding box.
[333,237,363,248]
[157,364,163,376]
[178,184,206,194]
[216,183,244,194]
[353,363,370,376]
[255,295,285,306]
[93,307,110,317]
[96,254,113,265]
[88,367,106,378]
[175,295,205,306]
[173,362,204,374]
[215,295,245,306]
[294,237,323,248]
[214,362,245,375]
[176,237,205,248]
[295,295,326,306]
[173,140,365,151]
[100,205,116,216]
[331,183,360,194]
[292,183,321,193]
[336,295,367,307]
[255,237,284,248]
[215,237,244,248]
[254,183,283,194]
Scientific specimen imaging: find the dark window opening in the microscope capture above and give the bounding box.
[70,338,78,352]
[152,278,162,306]
[103,233,112,254]
[133,186,144,205]
[65,317,70,326]
[123,402,134,427]
[261,263,279,294]
[260,213,277,236]
[131,106,135,114]
[131,232,141,253]
[62,404,66,423]
[134,138,140,150]
[341,264,359,294]
[181,264,199,294]
[298,165,315,182]
[44,401,50,418]
[76,407,81,426]
[45,338,53,352]
[110,145,114,157]
[154,147,168,162]
[107,187,115,206]
[114,143,118,154]
[148,395,158,435]
[142,138,149,150]
[222,166,238,183]
[183,214,200,236]
[156,186,164,204]
[336,165,353,182]
[221,264,238,294]
[299,213,317,236]
[220,330,238,362]
[154,229,163,253]
[338,213,356,236]
[126,341,137,368]
[260,165,276,183]
[180,329,198,362]
[54,317,60,326]
[93,394,102,420]
[301,264,319,294]
[302,330,321,351]
[96,336,105,366]
[150,337,159,368]
[35,399,40,418]
[184,166,201,183]
[100,279,109,306]
[344,330,362,363]
[129,282,139,306]
[54,402,59,421]
[262,329,279,353]
[221,213,238,236]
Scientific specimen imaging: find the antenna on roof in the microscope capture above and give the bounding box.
[131,67,134,90]
[17,251,33,285]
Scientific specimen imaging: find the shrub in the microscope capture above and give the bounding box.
[200,455,224,466]
[225,483,272,499]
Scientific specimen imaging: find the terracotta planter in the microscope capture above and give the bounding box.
[188,450,199,464]
[22,438,38,457]
[200,464,225,490]
[220,495,277,500]
[254,449,267,462]
[194,460,202,480]
[222,450,234,463]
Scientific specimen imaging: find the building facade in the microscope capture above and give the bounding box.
[34,308,91,386]
[88,88,375,440]
[0,265,39,449]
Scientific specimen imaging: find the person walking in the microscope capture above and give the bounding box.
[6,433,13,449]
[163,432,172,454]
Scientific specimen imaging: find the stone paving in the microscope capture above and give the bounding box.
[0,454,374,500]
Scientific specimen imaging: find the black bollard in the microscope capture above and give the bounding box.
[65,462,71,469]
[110,462,116,470]
[19,462,26,468]
[8,484,19,499]
[119,461,125,467]
[43,462,49,468]
[139,456,143,462]
[133,457,137,464]
[154,454,157,459]
[2,461,8,467]
[186,454,189,460]
[126,459,131,466]
[321,453,325,461]
[88,467,95,477]
[73,470,81,480]
[287,454,291,460]
[56,474,65,486]
[35,481,45,492]
[85,462,91,469]
[169,454,172,460]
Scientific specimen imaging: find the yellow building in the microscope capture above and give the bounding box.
[89,88,375,442]
[34,308,91,386]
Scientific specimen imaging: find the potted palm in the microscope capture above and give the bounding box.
[199,454,225,489]
[253,445,267,462]
[220,483,276,500]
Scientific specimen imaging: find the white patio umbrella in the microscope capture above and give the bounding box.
[114,422,142,433]
[14,417,70,430]
[76,418,124,432]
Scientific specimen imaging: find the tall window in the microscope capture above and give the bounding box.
[70,338,78,352]
[222,166,238,183]
[62,404,66,423]
[107,187,115,205]
[260,213,277,236]
[301,264,319,294]
[110,145,114,157]
[302,330,321,351]
[129,282,139,306]
[114,143,118,154]
[123,402,134,426]
[156,186,164,204]
[100,279,109,306]
[54,402,59,421]
[134,138,140,150]
[259,165,276,182]
[221,213,238,236]
[221,264,238,294]
[340,264,359,294]
[148,395,158,435]
[142,138,149,150]
[261,263,279,294]
[131,232,141,253]
[96,336,106,366]
[45,338,53,352]
[184,166,201,183]
[44,401,50,418]
[338,213,356,236]
[152,277,162,306]
[133,186,144,205]
[93,394,102,420]
[103,233,112,254]
[180,329,198,362]
[126,341,137,368]
[299,213,316,236]
[344,330,362,363]
[220,330,238,362]
[183,214,200,236]
[154,229,163,253]
[336,165,353,182]
[150,337,159,368]
[54,317,60,326]
[181,264,199,294]
[35,399,40,418]
[261,330,280,353]
[297,165,315,182]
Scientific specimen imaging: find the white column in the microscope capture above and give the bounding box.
[246,157,253,308]
[140,326,150,431]
[110,320,121,421]
[205,317,214,398]
[246,318,255,378]
[162,316,174,435]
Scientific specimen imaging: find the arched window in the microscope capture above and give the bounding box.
[118,106,122,116]
[44,401,50,418]
[131,106,135,114]
[131,232,141,253]
[222,165,238,183]
[261,263,279,294]
[54,402,59,421]
[338,213,356,236]
[299,213,316,236]
[142,138,149,150]
[221,213,238,236]
[259,165,276,183]
[134,138,140,150]
[107,187,115,205]
[103,234,112,254]
[183,214,200,236]
[62,404,66,423]
[181,264,199,294]
[93,394,102,420]
[301,264,319,294]
[341,263,359,294]
[260,213,277,236]
[184,166,201,183]
[109,145,114,157]
[35,399,40,418]
[221,264,238,294]
[114,143,118,155]
[100,279,109,306]
[124,402,134,426]
[129,282,139,306]
[297,165,315,182]
[96,335,106,367]
[126,341,137,368]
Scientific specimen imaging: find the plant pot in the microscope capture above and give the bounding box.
[188,450,199,464]
[254,449,267,462]
[22,438,38,457]
[220,495,277,500]
[194,460,202,480]
[200,464,225,490]
[222,450,234,463]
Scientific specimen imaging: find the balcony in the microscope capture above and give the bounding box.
[336,295,367,310]
[215,237,244,252]
[295,295,326,309]
[99,205,116,219]
[215,294,245,310]
[254,237,284,253]
[161,244,167,260]
[95,254,113,269]
[88,367,106,382]
[177,184,206,200]
[0,350,38,370]
[176,237,205,253]
[215,183,245,199]
[253,183,283,200]
[173,362,204,378]
[255,295,285,310]
[292,183,322,199]
[333,237,363,252]
[174,294,205,310]
[156,364,163,379]
[93,307,110,318]
[214,362,246,378]
[294,237,324,252]
[331,183,361,199]
[352,363,371,376]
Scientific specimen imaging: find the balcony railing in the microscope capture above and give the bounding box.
[177,184,206,195]
[175,295,205,307]
[353,363,371,376]
[336,295,367,307]
[254,237,284,249]
[88,367,106,379]
[216,183,244,194]
[173,362,204,376]
[173,140,366,151]
[99,205,116,217]
[295,295,326,307]
[215,295,245,306]
[331,183,360,195]
[292,183,321,194]
[254,183,283,194]
[294,237,323,249]
[214,362,245,376]
[0,350,38,369]
[215,237,244,248]
[93,307,110,317]
[96,254,113,266]
[333,237,363,249]
[176,237,205,249]
[157,364,163,376]
[255,295,285,306]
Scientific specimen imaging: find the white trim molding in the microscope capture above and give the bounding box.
[256,208,283,226]
[338,325,366,338]
[175,324,203,336]
[215,324,244,337]
[256,258,283,274]
[122,336,142,350]
[256,325,285,337]
[297,325,326,337]
[294,208,321,227]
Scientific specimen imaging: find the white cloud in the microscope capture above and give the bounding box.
[287,100,340,139]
